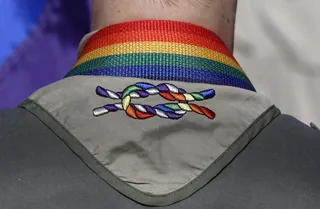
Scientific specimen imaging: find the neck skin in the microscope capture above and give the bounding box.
[91,0,238,53]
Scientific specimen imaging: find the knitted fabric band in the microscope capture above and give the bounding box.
[65,20,255,92]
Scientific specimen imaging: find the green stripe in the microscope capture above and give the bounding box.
[68,53,251,84]
[123,86,141,98]
[165,104,181,111]
[192,93,204,101]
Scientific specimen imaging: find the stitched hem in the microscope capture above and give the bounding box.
[19,99,280,206]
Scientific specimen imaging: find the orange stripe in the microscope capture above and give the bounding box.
[171,93,186,101]
[126,105,137,119]
[189,104,203,115]
[80,31,233,60]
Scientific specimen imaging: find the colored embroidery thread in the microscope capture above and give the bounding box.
[93,82,216,120]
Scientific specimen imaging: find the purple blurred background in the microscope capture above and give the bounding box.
[0,0,91,110]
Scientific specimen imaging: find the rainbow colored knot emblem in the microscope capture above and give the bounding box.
[93,82,216,120]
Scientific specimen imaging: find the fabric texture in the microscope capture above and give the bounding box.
[66,21,255,92]
[20,96,278,206]
[1,108,320,209]
[15,21,268,205]
[23,76,272,199]
[1,19,297,207]
[235,0,320,126]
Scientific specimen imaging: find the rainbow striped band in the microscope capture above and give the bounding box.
[65,20,255,92]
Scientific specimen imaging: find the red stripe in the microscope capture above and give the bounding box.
[80,31,233,59]
[160,92,176,101]
[201,106,216,119]
[80,20,235,60]
[136,111,154,119]
[89,20,224,44]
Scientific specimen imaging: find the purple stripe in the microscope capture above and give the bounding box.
[178,88,187,93]
[104,104,118,112]
[96,86,109,97]
[136,90,149,98]
[70,66,256,91]
[116,92,123,98]
[166,112,184,119]
[144,105,156,115]
[157,84,169,92]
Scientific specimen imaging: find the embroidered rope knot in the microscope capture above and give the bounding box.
[93,82,216,120]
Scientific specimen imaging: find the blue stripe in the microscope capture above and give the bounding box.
[136,82,155,90]
[200,89,216,99]
[68,65,256,91]
[154,104,175,113]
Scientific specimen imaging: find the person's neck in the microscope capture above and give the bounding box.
[91,0,237,53]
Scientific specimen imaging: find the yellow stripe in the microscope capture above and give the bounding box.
[178,103,192,111]
[122,96,130,110]
[184,94,195,101]
[73,42,242,72]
